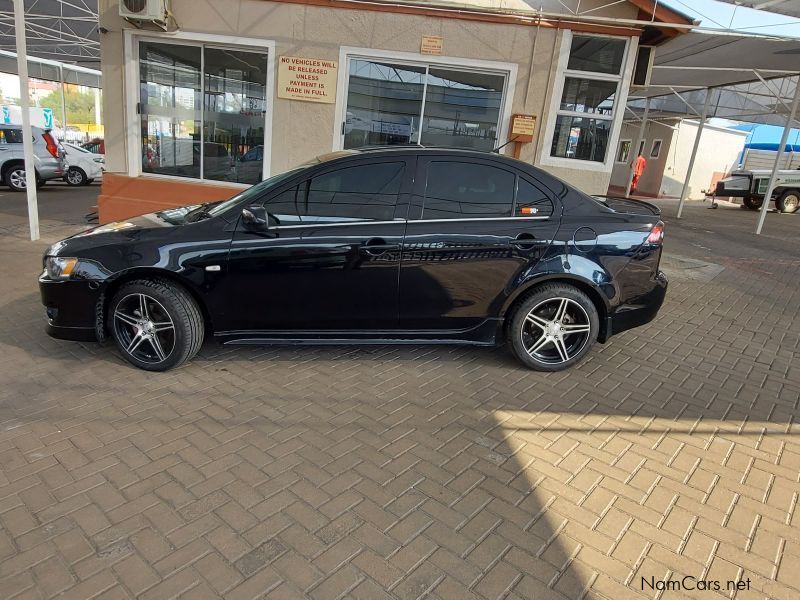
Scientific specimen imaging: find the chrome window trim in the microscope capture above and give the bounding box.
[267,216,550,230]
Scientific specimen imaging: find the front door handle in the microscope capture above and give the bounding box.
[361,237,400,256]
[510,233,540,249]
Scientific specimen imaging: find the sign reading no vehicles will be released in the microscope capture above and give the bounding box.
[277,56,338,104]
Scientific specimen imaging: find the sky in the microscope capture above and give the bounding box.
[661,0,800,37]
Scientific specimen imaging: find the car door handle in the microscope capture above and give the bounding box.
[361,238,400,256]
[510,233,541,248]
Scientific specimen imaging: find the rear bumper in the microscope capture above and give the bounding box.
[608,270,667,337]
[40,275,101,342]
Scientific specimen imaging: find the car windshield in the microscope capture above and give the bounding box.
[205,166,308,217]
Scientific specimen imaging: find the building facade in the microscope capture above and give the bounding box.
[97,0,691,222]
[609,119,749,199]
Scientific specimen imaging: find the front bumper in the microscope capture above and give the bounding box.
[608,270,668,337]
[39,275,101,342]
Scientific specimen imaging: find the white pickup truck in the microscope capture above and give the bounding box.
[715,168,800,213]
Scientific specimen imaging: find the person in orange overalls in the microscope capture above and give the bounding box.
[631,152,647,194]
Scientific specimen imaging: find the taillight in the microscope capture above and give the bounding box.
[647,222,665,245]
[42,132,59,158]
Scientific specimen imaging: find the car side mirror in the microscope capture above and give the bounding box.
[242,206,270,231]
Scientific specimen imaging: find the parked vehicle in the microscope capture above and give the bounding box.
[81,138,105,155]
[63,142,104,186]
[39,147,667,372]
[0,125,65,191]
[715,168,800,213]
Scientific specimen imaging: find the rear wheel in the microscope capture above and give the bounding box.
[743,195,763,210]
[65,167,86,186]
[5,165,30,192]
[507,284,599,371]
[776,190,800,214]
[109,279,204,371]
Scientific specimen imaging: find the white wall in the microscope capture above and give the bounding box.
[660,121,749,199]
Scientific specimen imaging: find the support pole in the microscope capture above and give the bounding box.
[13,0,39,241]
[59,65,68,141]
[625,97,649,198]
[677,88,712,219]
[755,76,800,235]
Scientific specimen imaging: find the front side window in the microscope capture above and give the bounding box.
[344,59,507,152]
[423,161,515,219]
[139,41,268,183]
[550,34,627,164]
[263,162,405,223]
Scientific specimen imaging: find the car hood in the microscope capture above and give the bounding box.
[46,206,207,256]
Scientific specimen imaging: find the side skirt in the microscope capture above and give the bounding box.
[214,319,502,347]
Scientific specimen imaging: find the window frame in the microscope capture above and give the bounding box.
[413,157,556,222]
[541,30,638,173]
[332,47,518,153]
[124,30,276,187]
[616,139,632,164]
[650,138,663,159]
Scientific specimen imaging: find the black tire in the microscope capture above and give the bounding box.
[65,167,86,186]
[507,283,599,372]
[776,190,800,214]
[108,279,204,371]
[743,195,763,210]
[4,165,30,192]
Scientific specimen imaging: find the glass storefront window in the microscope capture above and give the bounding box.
[344,59,507,152]
[345,60,425,148]
[139,41,268,183]
[559,77,616,115]
[421,69,504,152]
[139,42,202,179]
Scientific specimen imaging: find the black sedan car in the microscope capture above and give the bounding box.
[40,147,667,372]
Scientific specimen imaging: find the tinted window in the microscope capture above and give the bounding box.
[302,162,405,222]
[0,129,23,144]
[423,161,514,219]
[515,179,554,217]
[567,36,626,75]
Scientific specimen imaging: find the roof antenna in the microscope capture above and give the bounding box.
[492,136,520,154]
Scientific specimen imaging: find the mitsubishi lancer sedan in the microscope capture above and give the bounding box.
[40,147,667,372]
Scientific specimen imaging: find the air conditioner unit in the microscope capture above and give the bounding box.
[119,0,168,24]
[632,46,655,88]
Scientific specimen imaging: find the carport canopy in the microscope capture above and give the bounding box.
[624,29,800,234]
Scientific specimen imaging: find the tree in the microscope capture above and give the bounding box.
[37,88,99,125]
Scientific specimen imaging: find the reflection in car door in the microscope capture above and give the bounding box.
[399,156,560,331]
[217,157,413,334]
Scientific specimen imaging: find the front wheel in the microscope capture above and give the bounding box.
[507,284,599,371]
[776,190,800,214]
[108,279,204,371]
[65,167,86,186]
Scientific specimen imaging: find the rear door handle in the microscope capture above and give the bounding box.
[361,237,400,256]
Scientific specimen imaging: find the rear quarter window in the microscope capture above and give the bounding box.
[0,129,23,144]
[515,178,554,217]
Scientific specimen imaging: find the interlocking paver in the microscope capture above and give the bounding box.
[2,188,800,598]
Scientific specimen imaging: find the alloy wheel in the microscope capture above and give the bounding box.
[113,293,176,363]
[521,297,592,364]
[9,169,26,190]
[66,168,84,185]
[784,193,799,212]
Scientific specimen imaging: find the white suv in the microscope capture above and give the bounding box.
[0,125,65,192]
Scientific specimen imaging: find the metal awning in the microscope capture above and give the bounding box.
[717,0,800,19]
[0,0,99,67]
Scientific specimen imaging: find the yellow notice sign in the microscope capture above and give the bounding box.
[277,56,338,104]
[421,36,443,55]
[511,114,537,138]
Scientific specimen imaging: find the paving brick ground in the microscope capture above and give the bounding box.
[0,185,799,599]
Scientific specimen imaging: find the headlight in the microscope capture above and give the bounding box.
[44,256,78,280]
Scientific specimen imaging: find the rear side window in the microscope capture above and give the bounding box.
[423,161,515,219]
[0,129,23,144]
[515,178,554,217]
[304,162,405,222]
